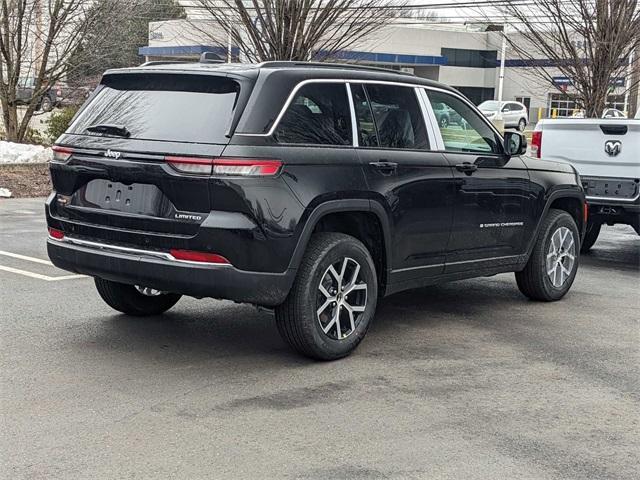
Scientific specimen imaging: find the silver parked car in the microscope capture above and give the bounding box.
[478,100,529,131]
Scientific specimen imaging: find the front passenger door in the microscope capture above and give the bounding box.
[424,89,531,273]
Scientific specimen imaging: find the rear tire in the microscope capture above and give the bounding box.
[94,278,181,316]
[275,232,378,360]
[516,209,580,301]
[580,221,601,253]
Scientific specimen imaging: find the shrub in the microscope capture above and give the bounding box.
[46,107,79,143]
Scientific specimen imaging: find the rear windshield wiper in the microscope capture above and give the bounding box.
[85,124,131,138]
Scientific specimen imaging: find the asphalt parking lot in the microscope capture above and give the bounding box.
[1,197,638,480]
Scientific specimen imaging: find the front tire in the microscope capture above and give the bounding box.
[516,209,580,301]
[580,221,601,253]
[94,278,181,316]
[275,232,378,360]
[518,118,527,131]
[40,96,53,112]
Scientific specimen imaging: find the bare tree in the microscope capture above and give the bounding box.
[496,0,640,117]
[0,0,139,143]
[191,0,406,63]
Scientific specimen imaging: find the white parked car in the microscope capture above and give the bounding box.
[570,108,627,119]
[602,108,627,118]
[478,100,529,131]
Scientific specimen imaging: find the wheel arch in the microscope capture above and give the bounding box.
[288,199,392,295]
[525,189,586,257]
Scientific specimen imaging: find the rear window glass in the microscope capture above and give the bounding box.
[274,83,352,145]
[68,74,239,144]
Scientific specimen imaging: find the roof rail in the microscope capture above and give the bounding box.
[258,61,415,76]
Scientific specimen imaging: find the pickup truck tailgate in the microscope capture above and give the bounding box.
[537,119,640,179]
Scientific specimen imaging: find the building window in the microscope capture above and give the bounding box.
[453,87,495,105]
[547,93,627,117]
[441,48,497,68]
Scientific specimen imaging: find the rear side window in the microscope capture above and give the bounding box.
[68,74,240,144]
[363,84,429,150]
[274,83,352,145]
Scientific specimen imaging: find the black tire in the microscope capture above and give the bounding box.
[275,232,378,360]
[518,118,527,131]
[516,209,580,301]
[580,221,601,253]
[440,116,449,128]
[40,96,53,112]
[94,278,181,316]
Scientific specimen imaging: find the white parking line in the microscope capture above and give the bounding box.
[0,250,54,266]
[0,264,85,281]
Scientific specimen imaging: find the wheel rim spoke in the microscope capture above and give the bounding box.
[316,256,368,341]
[546,226,576,288]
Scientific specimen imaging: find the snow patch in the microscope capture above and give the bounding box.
[0,141,52,164]
[0,187,12,198]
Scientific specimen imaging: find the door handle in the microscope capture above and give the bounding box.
[369,161,398,173]
[455,162,478,175]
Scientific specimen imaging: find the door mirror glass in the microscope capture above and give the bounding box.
[504,131,527,156]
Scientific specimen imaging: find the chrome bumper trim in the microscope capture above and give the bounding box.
[48,235,230,267]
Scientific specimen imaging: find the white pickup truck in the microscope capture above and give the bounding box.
[532,118,640,252]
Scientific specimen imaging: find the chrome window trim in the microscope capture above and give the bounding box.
[235,77,492,141]
[345,83,359,147]
[237,78,348,138]
[416,87,445,151]
[49,235,231,267]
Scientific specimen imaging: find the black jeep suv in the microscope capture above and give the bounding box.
[46,61,586,360]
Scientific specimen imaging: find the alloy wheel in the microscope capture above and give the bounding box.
[135,285,163,297]
[316,257,368,340]
[546,226,576,288]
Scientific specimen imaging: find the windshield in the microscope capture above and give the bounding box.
[478,101,500,111]
[69,73,240,144]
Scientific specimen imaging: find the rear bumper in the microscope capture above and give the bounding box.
[47,237,295,307]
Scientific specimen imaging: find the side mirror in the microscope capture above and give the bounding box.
[501,106,509,112]
[504,131,527,156]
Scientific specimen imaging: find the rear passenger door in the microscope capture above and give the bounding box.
[350,83,455,281]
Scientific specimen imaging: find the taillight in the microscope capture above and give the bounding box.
[51,145,73,163]
[165,156,282,176]
[583,202,589,223]
[213,158,281,176]
[165,156,214,174]
[169,249,230,265]
[531,131,542,158]
[48,227,64,240]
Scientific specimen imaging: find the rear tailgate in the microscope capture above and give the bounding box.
[50,71,250,239]
[537,119,640,179]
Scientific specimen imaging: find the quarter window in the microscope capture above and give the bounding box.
[363,84,429,150]
[274,83,352,145]
[427,90,500,154]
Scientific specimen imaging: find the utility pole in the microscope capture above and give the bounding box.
[497,32,506,105]
[623,49,634,115]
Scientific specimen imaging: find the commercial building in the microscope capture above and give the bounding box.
[140,20,637,122]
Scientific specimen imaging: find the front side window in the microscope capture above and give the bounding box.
[274,83,352,145]
[364,84,429,150]
[427,90,500,154]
